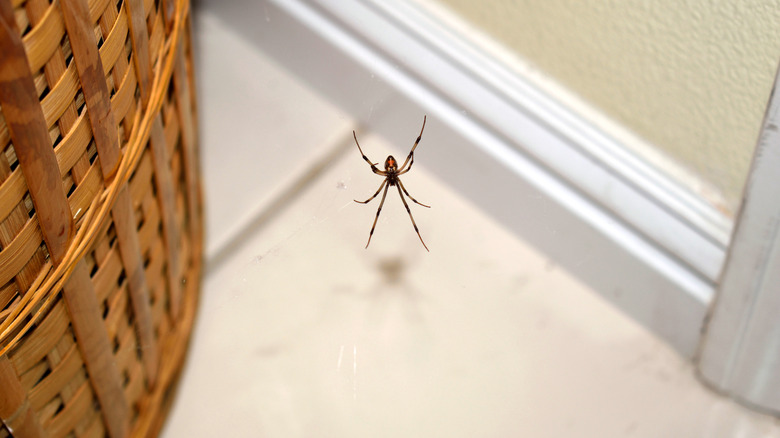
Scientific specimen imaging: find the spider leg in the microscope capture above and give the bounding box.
[353,131,386,175]
[364,183,391,248]
[354,180,387,204]
[398,115,426,173]
[398,179,430,208]
[397,185,430,252]
[397,152,416,175]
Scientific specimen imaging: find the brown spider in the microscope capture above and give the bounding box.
[353,115,430,251]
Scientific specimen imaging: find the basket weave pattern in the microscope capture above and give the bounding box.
[0,0,201,436]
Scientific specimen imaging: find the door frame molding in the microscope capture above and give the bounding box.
[697,62,780,416]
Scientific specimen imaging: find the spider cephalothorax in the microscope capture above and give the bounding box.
[353,116,430,251]
[384,156,398,172]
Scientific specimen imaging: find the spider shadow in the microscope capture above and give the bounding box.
[362,256,427,327]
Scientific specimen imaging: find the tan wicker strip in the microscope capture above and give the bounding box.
[98,3,135,141]
[60,0,120,179]
[125,0,152,105]
[125,0,182,319]
[111,186,158,387]
[63,0,159,391]
[148,118,181,319]
[0,2,73,265]
[21,0,66,74]
[62,264,130,438]
[59,1,154,436]
[173,30,201,249]
[0,355,46,437]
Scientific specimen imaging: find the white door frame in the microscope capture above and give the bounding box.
[697,63,780,416]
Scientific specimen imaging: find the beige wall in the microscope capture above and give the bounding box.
[433,0,780,214]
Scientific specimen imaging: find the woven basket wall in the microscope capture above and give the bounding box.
[0,0,201,436]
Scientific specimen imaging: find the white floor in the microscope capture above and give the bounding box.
[162,7,780,438]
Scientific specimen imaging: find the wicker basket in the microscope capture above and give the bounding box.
[0,0,201,436]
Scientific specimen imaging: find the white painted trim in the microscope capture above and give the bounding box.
[697,63,780,416]
[256,0,730,355]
